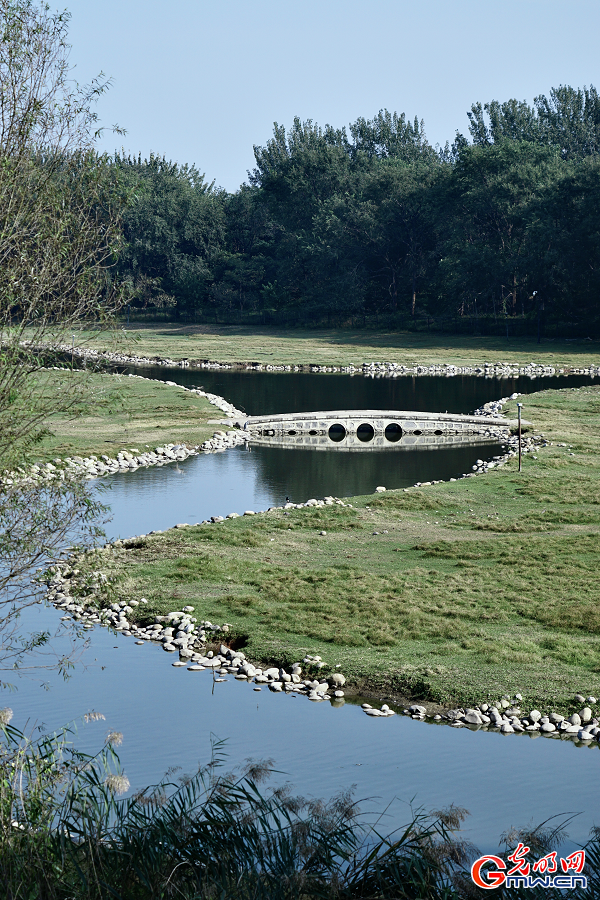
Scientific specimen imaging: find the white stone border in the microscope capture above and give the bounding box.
[20,339,600,379]
[1,370,245,487]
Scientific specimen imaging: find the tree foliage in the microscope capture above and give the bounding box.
[117,84,600,335]
[0,1,125,678]
[0,0,127,467]
[464,85,600,159]
[115,154,226,318]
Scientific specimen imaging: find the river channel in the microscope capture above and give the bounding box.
[104,367,595,536]
[8,367,600,855]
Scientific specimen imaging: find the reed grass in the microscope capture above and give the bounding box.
[2,714,596,899]
[1,717,484,899]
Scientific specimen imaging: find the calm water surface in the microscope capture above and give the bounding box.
[12,602,599,855]
[101,441,507,539]
[126,365,597,417]
[7,368,600,854]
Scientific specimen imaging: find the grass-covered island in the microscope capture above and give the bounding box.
[81,322,600,372]
[27,369,221,463]
[62,384,600,716]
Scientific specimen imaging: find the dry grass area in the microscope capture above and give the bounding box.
[30,370,217,463]
[80,385,600,713]
[77,323,600,370]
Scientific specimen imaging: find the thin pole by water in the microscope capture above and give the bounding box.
[517,403,523,471]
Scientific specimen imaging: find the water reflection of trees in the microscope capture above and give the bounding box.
[135,367,595,420]
[244,442,502,502]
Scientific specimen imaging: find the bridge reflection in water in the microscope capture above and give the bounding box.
[248,432,505,452]
[242,409,512,452]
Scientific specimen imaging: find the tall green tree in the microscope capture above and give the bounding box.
[116,154,226,318]
[528,154,600,331]
[463,85,600,159]
[349,108,436,163]
[325,156,442,317]
[210,186,278,315]
[250,118,364,317]
[437,140,564,323]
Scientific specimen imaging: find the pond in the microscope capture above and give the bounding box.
[125,364,596,418]
[7,366,600,856]
[103,366,596,538]
[12,599,599,857]
[100,440,509,539]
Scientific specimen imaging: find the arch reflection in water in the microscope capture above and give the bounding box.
[384,423,403,442]
[249,431,503,452]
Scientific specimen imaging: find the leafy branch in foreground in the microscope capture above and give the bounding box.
[0,477,108,685]
[0,721,470,899]
[0,0,127,681]
[0,0,129,469]
[1,720,597,899]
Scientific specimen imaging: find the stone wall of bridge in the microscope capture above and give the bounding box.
[241,409,513,447]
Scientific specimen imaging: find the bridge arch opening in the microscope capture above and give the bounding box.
[287,429,297,435]
[328,423,346,442]
[309,429,318,436]
[434,429,443,436]
[357,423,375,442]
[384,423,402,442]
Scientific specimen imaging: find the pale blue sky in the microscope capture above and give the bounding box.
[68,0,600,191]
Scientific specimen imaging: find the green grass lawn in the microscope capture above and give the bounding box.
[82,385,600,714]
[29,370,218,463]
[74,322,600,370]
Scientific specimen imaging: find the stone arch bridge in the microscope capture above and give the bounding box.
[239,410,516,451]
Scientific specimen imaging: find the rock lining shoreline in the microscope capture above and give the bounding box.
[41,562,600,744]
[20,339,600,379]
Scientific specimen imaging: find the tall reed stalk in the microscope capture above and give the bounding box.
[0,713,596,899]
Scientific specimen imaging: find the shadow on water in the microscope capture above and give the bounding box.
[241,440,504,505]
[99,438,505,539]
[125,365,597,417]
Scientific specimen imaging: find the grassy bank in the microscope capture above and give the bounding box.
[78,322,600,370]
[85,385,600,714]
[30,370,218,464]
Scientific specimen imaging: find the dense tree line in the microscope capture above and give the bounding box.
[115,86,600,335]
